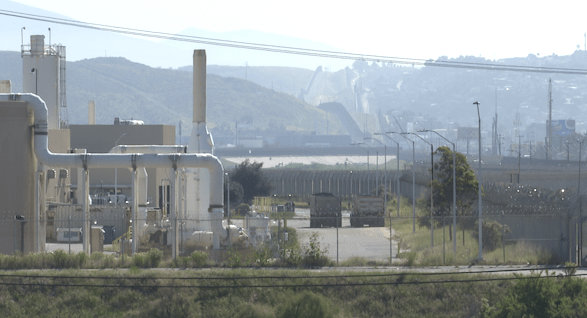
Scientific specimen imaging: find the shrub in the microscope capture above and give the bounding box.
[191,251,209,268]
[301,232,331,268]
[225,247,242,268]
[253,245,272,267]
[564,261,577,276]
[472,220,510,252]
[147,248,163,267]
[276,291,335,318]
[132,252,147,268]
[52,250,69,268]
[279,244,302,267]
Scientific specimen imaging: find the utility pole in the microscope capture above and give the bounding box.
[517,134,524,184]
[492,88,498,155]
[547,79,553,161]
[474,101,483,261]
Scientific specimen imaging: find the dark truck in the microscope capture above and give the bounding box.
[350,195,385,227]
[309,193,342,228]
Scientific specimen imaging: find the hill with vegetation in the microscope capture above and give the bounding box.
[0,51,346,135]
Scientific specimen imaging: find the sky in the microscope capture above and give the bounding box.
[7,0,587,64]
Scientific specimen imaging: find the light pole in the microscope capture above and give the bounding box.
[369,136,392,261]
[376,133,401,219]
[407,132,435,248]
[364,138,381,195]
[474,101,483,261]
[392,132,416,232]
[574,136,586,264]
[421,129,457,254]
[366,137,386,199]
[355,142,371,195]
[226,172,231,246]
[114,133,128,205]
[580,140,583,265]
[21,27,25,47]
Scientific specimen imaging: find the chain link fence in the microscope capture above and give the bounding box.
[2,206,585,266]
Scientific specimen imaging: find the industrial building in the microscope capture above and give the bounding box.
[0,35,250,257]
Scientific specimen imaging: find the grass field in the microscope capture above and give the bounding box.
[389,197,563,266]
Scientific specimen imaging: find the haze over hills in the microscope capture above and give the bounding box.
[0,51,345,137]
[4,48,587,151]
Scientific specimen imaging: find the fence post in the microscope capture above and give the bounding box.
[502,212,506,264]
[442,217,445,264]
[13,214,16,253]
[336,214,339,265]
[389,213,393,263]
[68,213,71,254]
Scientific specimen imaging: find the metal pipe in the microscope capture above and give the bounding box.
[0,93,226,254]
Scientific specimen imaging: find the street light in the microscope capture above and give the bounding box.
[390,132,415,232]
[572,135,587,264]
[376,133,401,219]
[366,137,386,198]
[474,101,483,261]
[226,172,231,246]
[420,129,457,254]
[352,142,371,195]
[114,133,128,205]
[406,132,435,248]
[364,138,381,195]
[369,136,394,261]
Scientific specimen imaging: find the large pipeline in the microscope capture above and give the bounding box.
[0,93,226,255]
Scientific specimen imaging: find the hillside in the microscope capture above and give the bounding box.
[0,51,346,134]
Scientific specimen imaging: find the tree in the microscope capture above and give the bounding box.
[229,159,272,204]
[224,180,244,215]
[432,146,479,216]
[429,146,480,239]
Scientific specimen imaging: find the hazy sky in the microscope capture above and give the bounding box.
[9,0,587,62]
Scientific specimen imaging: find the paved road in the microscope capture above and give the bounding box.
[277,209,399,263]
[47,210,399,263]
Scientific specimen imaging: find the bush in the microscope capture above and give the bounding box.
[147,248,163,267]
[132,252,147,268]
[225,247,242,268]
[564,261,577,276]
[472,220,510,252]
[253,245,272,267]
[276,291,335,318]
[301,232,331,268]
[132,248,163,268]
[279,244,302,267]
[191,251,209,268]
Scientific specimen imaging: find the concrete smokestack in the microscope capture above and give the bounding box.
[188,50,213,154]
[193,50,206,124]
[88,100,95,125]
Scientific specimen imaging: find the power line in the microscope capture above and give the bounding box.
[3,9,587,75]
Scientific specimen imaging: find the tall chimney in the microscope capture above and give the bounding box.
[188,50,213,153]
[193,50,206,124]
[88,100,95,125]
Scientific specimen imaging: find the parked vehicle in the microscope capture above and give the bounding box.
[309,193,341,228]
[350,195,385,227]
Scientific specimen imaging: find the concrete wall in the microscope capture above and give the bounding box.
[265,169,429,201]
[0,101,36,254]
